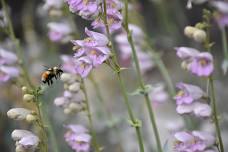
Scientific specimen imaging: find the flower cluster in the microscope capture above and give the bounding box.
[66,0,123,33]
[174,82,211,117]
[92,0,123,33]
[64,124,91,152]
[175,47,213,77]
[115,24,154,74]
[0,48,20,83]
[47,22,73,43]
[184,26,206,43]
[7,108,37,122]
[66,0,99,20]
[54,73,86,114]
[11,130,39,152]
[71,28,111,78]
[174,131,216,152]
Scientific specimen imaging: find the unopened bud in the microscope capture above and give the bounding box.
[181,61,189,70]
[16,145,25,152]
[49,9,62,17]
[7,108,31,121]
[23,94,35,102]
[69,82,80,92]
[64,108,71,114]
[193,29,206,43]
[68,103,81,112]
[184,26,197,38]
[26,114,37,123]
[60,73,72,83]
[21,86,28,93]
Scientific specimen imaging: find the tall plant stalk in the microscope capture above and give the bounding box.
[123,0,163,151]
[203,10,224,152]
[102,0,145,151]
[81,79,101,152]
[1,1,49,151]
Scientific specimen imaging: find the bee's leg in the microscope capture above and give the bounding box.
[51,79,53,84]
[47,80,50,86]
[54,75,57,80]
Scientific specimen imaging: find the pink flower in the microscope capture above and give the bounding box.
[175,47,214,77]
[75,56,93,78]
[176,102,212,117]
[71,28,111,78]
[91,0,123,33]
[174,82,204,105]
[211,1,228,14]
[64,124,91,152]
[66,0,99,20]
[189,52,214,77]
[0,48,17,65]
[174,131,215,152]
[47,22,72,42]
[61,55,76,74]
[11,130,39,152]
[175,47,200,60]
[0,66,20,83]
[72,28,109,47]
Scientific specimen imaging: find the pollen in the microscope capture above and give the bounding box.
[176,90,185,97]
[199,58,208,66]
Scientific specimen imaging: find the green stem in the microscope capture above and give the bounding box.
[209,77,224,152]
[81,80,101,152]
[203,11,224,151]
[102,0,145,151]
[36,101,48,152]
[123,0,163,151]
[89,74,124,152]
[42,101,60,152]
[1,0,33,89]
[221,27,228,60]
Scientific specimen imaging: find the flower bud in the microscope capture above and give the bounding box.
[23,94,35,102]
[64,84,69,90]
[21,86,28,93]
[64,108,71,114]
[68,103,81,112]
[7,108,31,121]
[16,145,26,152]
[26,114,37,123]
[60,73,72,83]
[181,61,189,70]
[184,26,197,38]
[11,130,33,141]
[68,82,80,92]
[49,9,62,17]
[193,29,206,43]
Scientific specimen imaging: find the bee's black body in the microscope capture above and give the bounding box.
[41,66,63,85]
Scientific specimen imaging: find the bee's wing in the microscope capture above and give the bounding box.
[42,65,50,70]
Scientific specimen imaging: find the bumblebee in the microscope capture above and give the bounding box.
[41,66,63,85]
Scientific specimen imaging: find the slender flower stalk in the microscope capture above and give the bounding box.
[1,1,49,151]
[102,0,145,151]
[221,26,228,60]
[209,77,224,152]
[203,10,224,152]
[81,79,101,152]
[89,74,124,152]
[123,0,163,152]
[1,0,33,89]
[35,101,48,152]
